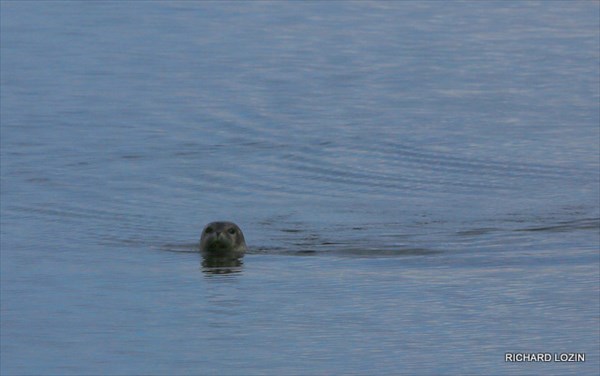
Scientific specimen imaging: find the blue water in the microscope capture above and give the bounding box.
[1,1,599,375]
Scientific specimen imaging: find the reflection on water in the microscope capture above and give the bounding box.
[162,243,246,274]
[201,256,244,275]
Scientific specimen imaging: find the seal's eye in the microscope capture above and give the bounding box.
[227,228,236,235]
[205,227,214,234]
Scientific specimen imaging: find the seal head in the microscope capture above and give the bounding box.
[200,221,247,259]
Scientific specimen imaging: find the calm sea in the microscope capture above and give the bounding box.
[1,1,599,375]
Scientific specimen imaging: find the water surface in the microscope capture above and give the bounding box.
[1,1,599,375]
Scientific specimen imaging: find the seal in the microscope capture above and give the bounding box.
[200,221,248,259]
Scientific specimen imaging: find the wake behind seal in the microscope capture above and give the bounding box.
[200,221,248,259]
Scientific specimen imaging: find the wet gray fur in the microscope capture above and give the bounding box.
[200,221,248,259]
